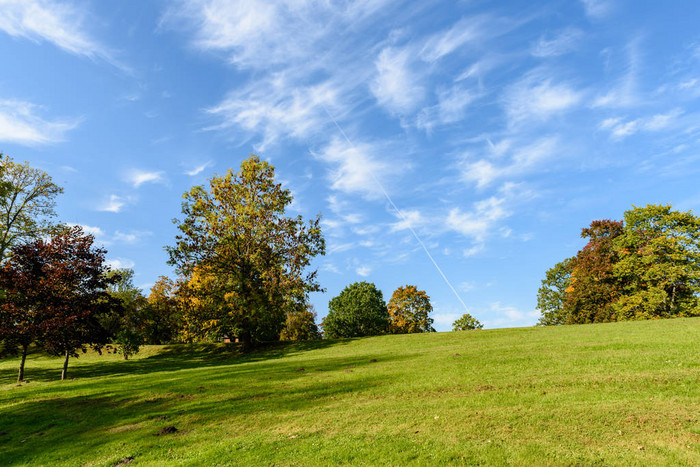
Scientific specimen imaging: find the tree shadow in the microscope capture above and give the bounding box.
[0,338,355,385]
[0,348,405,465]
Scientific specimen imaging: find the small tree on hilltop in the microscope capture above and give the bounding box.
[452,313,483,331]
[387,285,435,333]
[166,155,325,350]
[323,281,388,338]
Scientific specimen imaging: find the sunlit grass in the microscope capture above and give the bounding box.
[1,318,699,465]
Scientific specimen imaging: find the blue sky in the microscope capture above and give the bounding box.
[2,0,700,331]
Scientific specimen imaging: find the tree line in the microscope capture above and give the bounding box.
[0,154,481,382]
[537,205,700,325]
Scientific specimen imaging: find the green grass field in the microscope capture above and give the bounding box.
[1,318,699,466]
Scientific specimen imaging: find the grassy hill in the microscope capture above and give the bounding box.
[1,318,699,466]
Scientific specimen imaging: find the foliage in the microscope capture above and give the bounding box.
[536,257,574,325]
[140,276,182,345]
[538,205,700,325]
[613,205,700,320]
[452,313,483,331]
[0,226,120,380]
[323,281,388,338]
[114,329,142,360]
[280,304,321,341]
[167,155,325,349]
[387,285,435,333]
[0,154,63,260]
[565,219,624,323]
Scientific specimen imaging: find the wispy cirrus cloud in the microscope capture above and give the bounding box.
[314,137,392,199]
[504,73,583,127]
[97,194,129,213]
[0,99,78,145]
[184,161,213,176]
[460,137,559,188]
[531,28,584,58]
[599,109,683,140]
[125,169,166,188]
[0,0,123,68]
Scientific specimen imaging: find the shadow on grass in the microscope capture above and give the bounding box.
[0,338,354,385]
[0,346,403,465]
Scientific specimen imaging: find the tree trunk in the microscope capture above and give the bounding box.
[61,350,70,381]
[239,330,252,352]
[17,344,28,383]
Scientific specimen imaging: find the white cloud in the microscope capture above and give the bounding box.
[460,137,559,188]
[447,196,511,243]
[531,28,583,58]
[98,194,128,213]
[0,99,78,145]
[599,109,682,140]
[125,169,166,188]
[372,46,425,115]
[106,257,135,270]
[314,137,389,198]
[482,302,539,328]
[390,209,425,232]
[356,265,371,277]
[416,84,478,130]
[184,161,213,176]
[0,0,120,67]
[580,0,614,19]
[592,40,640,108]
[207,77,342,150]
[113,230,152,244]
[419,15,489,62]
[504,75,583,126]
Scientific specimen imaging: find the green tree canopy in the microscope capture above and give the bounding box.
[452,313,483,331]
[536,257,574,326]
[166,155,325,350]
[537,204,700,325]
[0,155,63,260]
[613,205,700,319]
[387,285,435,333]
[323,281,388,338]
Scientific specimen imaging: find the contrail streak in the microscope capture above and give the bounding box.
[322,105,469,312]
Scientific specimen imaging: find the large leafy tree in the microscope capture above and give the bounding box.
[323,281,388,338]
[0,154,63,261]
[565,220,624,324]
[387,285,435,333]
[613,205,700,319]
[0,226,119,380]
[167,156,325,350]
[536,257,574,326]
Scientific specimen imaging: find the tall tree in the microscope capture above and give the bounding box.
[0,155,63,260]
[1,226,119,380]
[536,257,574,325]
[613,205,700,319]
[387,285,435,333]
[566,220,624,324]
[323,281,388,338]
[167,156,325,350]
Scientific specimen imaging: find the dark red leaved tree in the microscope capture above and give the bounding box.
[0,226,119,380]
